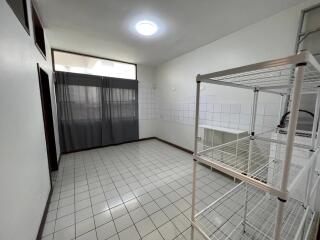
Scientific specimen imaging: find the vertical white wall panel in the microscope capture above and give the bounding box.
[0,1,59,239]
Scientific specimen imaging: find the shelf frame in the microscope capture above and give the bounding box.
[196,51,320,95]
[191,51,320,240]
[192,180,316,240]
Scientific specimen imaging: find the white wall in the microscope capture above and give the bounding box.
[154,0,320,151]
[137,64,158,138]
[0,1,58,239]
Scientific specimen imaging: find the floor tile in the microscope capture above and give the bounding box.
[53,225,75,240]
[42,220,55,236]
[75,191,90,202]
[142,230,164,240]
[51,193,60,203]
[76,230,97,240]
[174,199,190,212]
[135,217,156,237]
[51,140,239,240]
[143,201,160,215]
[163,204,181,220]
[60,190,74,200]
[110,204,128,219]
[105,190,120,200]
[55,214,75,232]
[176,187,189,198]
[76,198,91,212]
[133,188,146,197]
[58,196,74,208]
[159,185,173,195]
[108,234,120,240]
[158,222,180,240]
[91,194,106,205]
[121,192,135,202]
[96,221,117,240]
[171,214,190,232]
[129,207,148,223]
[166,192,180,203]
[118,226,140,240]
[57,205,74,219]
[174,234,187,240]
[137,193,153,205]
[150,210,170,228]
[42,233,53,240]
[114,213,133,232]
[46,210,58,223]
[94,210,112,227]
[107,197,123,209]
[76,217,95,237]
[49,200,59,211]
[92,201,109,215]
[124,198,140,212]
[155,196,171,209]
[75,185,89,195]
[76,207,93,223]
[149,189,163,200]
[90,187,104,197]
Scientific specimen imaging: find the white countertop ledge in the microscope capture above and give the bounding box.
[199,125,248,134]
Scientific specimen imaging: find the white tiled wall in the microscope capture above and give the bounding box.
[156,94,280,134]
[158,97,195,126]
[138,87,159,121]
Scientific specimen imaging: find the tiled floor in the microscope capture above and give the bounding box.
[42,139,237,240]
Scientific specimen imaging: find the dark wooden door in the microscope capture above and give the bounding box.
[37,64,58,173]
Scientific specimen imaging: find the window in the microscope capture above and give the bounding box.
[6,0,29,33]
[53,50,137,80]
[32,4,46,57]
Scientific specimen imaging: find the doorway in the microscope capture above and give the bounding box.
[37,64,58,183]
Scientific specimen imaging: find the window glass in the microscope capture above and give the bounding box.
[6,0,29,32]
[32,5,46,56]
[54,51,136,80]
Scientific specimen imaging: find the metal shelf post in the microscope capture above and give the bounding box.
[243,88,259,232]
[191,80,201,239]
[273,64,305,240]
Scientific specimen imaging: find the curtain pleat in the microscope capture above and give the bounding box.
[55,71,139,153]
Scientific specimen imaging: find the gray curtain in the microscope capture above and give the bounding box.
[55,71,139,153]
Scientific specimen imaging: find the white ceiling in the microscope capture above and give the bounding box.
[35,0,303,66]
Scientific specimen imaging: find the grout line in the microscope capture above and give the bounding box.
[43,140,248,240]
[93,149,117,240]
[97,146,142,239]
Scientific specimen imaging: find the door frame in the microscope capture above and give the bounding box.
[37,64,58,185]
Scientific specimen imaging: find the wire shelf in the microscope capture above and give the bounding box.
[192,51,320,240]
[193,183,314,240]
[197,51,320,94]
[195,131,313,198]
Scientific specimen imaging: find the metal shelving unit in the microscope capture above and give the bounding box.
[194,184,311,240]
[191,51,320,240]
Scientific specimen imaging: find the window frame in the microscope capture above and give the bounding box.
[6,0,30,34]
[51,48,138,80]
[32,2,46,58]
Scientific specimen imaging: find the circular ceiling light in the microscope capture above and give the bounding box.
[135,20,158,36]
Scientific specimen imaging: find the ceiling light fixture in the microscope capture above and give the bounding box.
[135,20,158,36]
